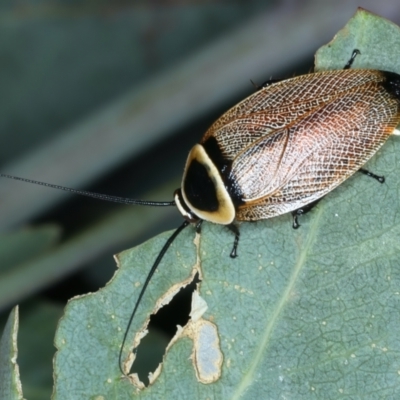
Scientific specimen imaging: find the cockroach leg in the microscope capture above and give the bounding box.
[195,220,203,234]
[343,49,361,69]
[291,214,301,230]
[251,79,280,90]
[358,168,385,183]
[291,199,322,229]
[260,79,280,88]
[227,224,240,258]
[291,167,384,230]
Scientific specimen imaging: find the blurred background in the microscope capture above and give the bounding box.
[0,1,400,398]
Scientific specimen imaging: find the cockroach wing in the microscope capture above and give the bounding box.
[203,69,391,160]
[231,84,378,200]
[230,74,400,221]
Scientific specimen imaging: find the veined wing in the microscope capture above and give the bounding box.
[233,76,400,220]
[202,69,389,161]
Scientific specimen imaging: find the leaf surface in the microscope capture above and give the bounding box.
[0,307,24,400]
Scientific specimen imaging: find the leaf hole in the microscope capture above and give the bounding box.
[129,272,201,386]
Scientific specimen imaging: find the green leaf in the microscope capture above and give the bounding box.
[0,225,61,311]
[53,229,198,398]
[53,10,400,399]
[0,225,60,274]
[0,307,24,400]
[17,301,64,400]
[315,8,400,72]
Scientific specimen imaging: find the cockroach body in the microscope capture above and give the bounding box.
[176,68,400,229]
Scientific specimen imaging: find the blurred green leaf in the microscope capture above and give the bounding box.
[52,9,400,399]
[18,301,64,400]
[0,225,61,274]
[0,307,24,400]
[0,225,61,311]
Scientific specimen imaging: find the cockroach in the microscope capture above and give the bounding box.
[2,50,400,375]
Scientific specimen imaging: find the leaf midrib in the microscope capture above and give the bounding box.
[232,205,324,399]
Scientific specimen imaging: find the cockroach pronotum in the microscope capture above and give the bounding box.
[2,50,400,374]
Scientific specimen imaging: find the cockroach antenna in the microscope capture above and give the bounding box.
[0,174,175,207]
[117,219,190,375]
